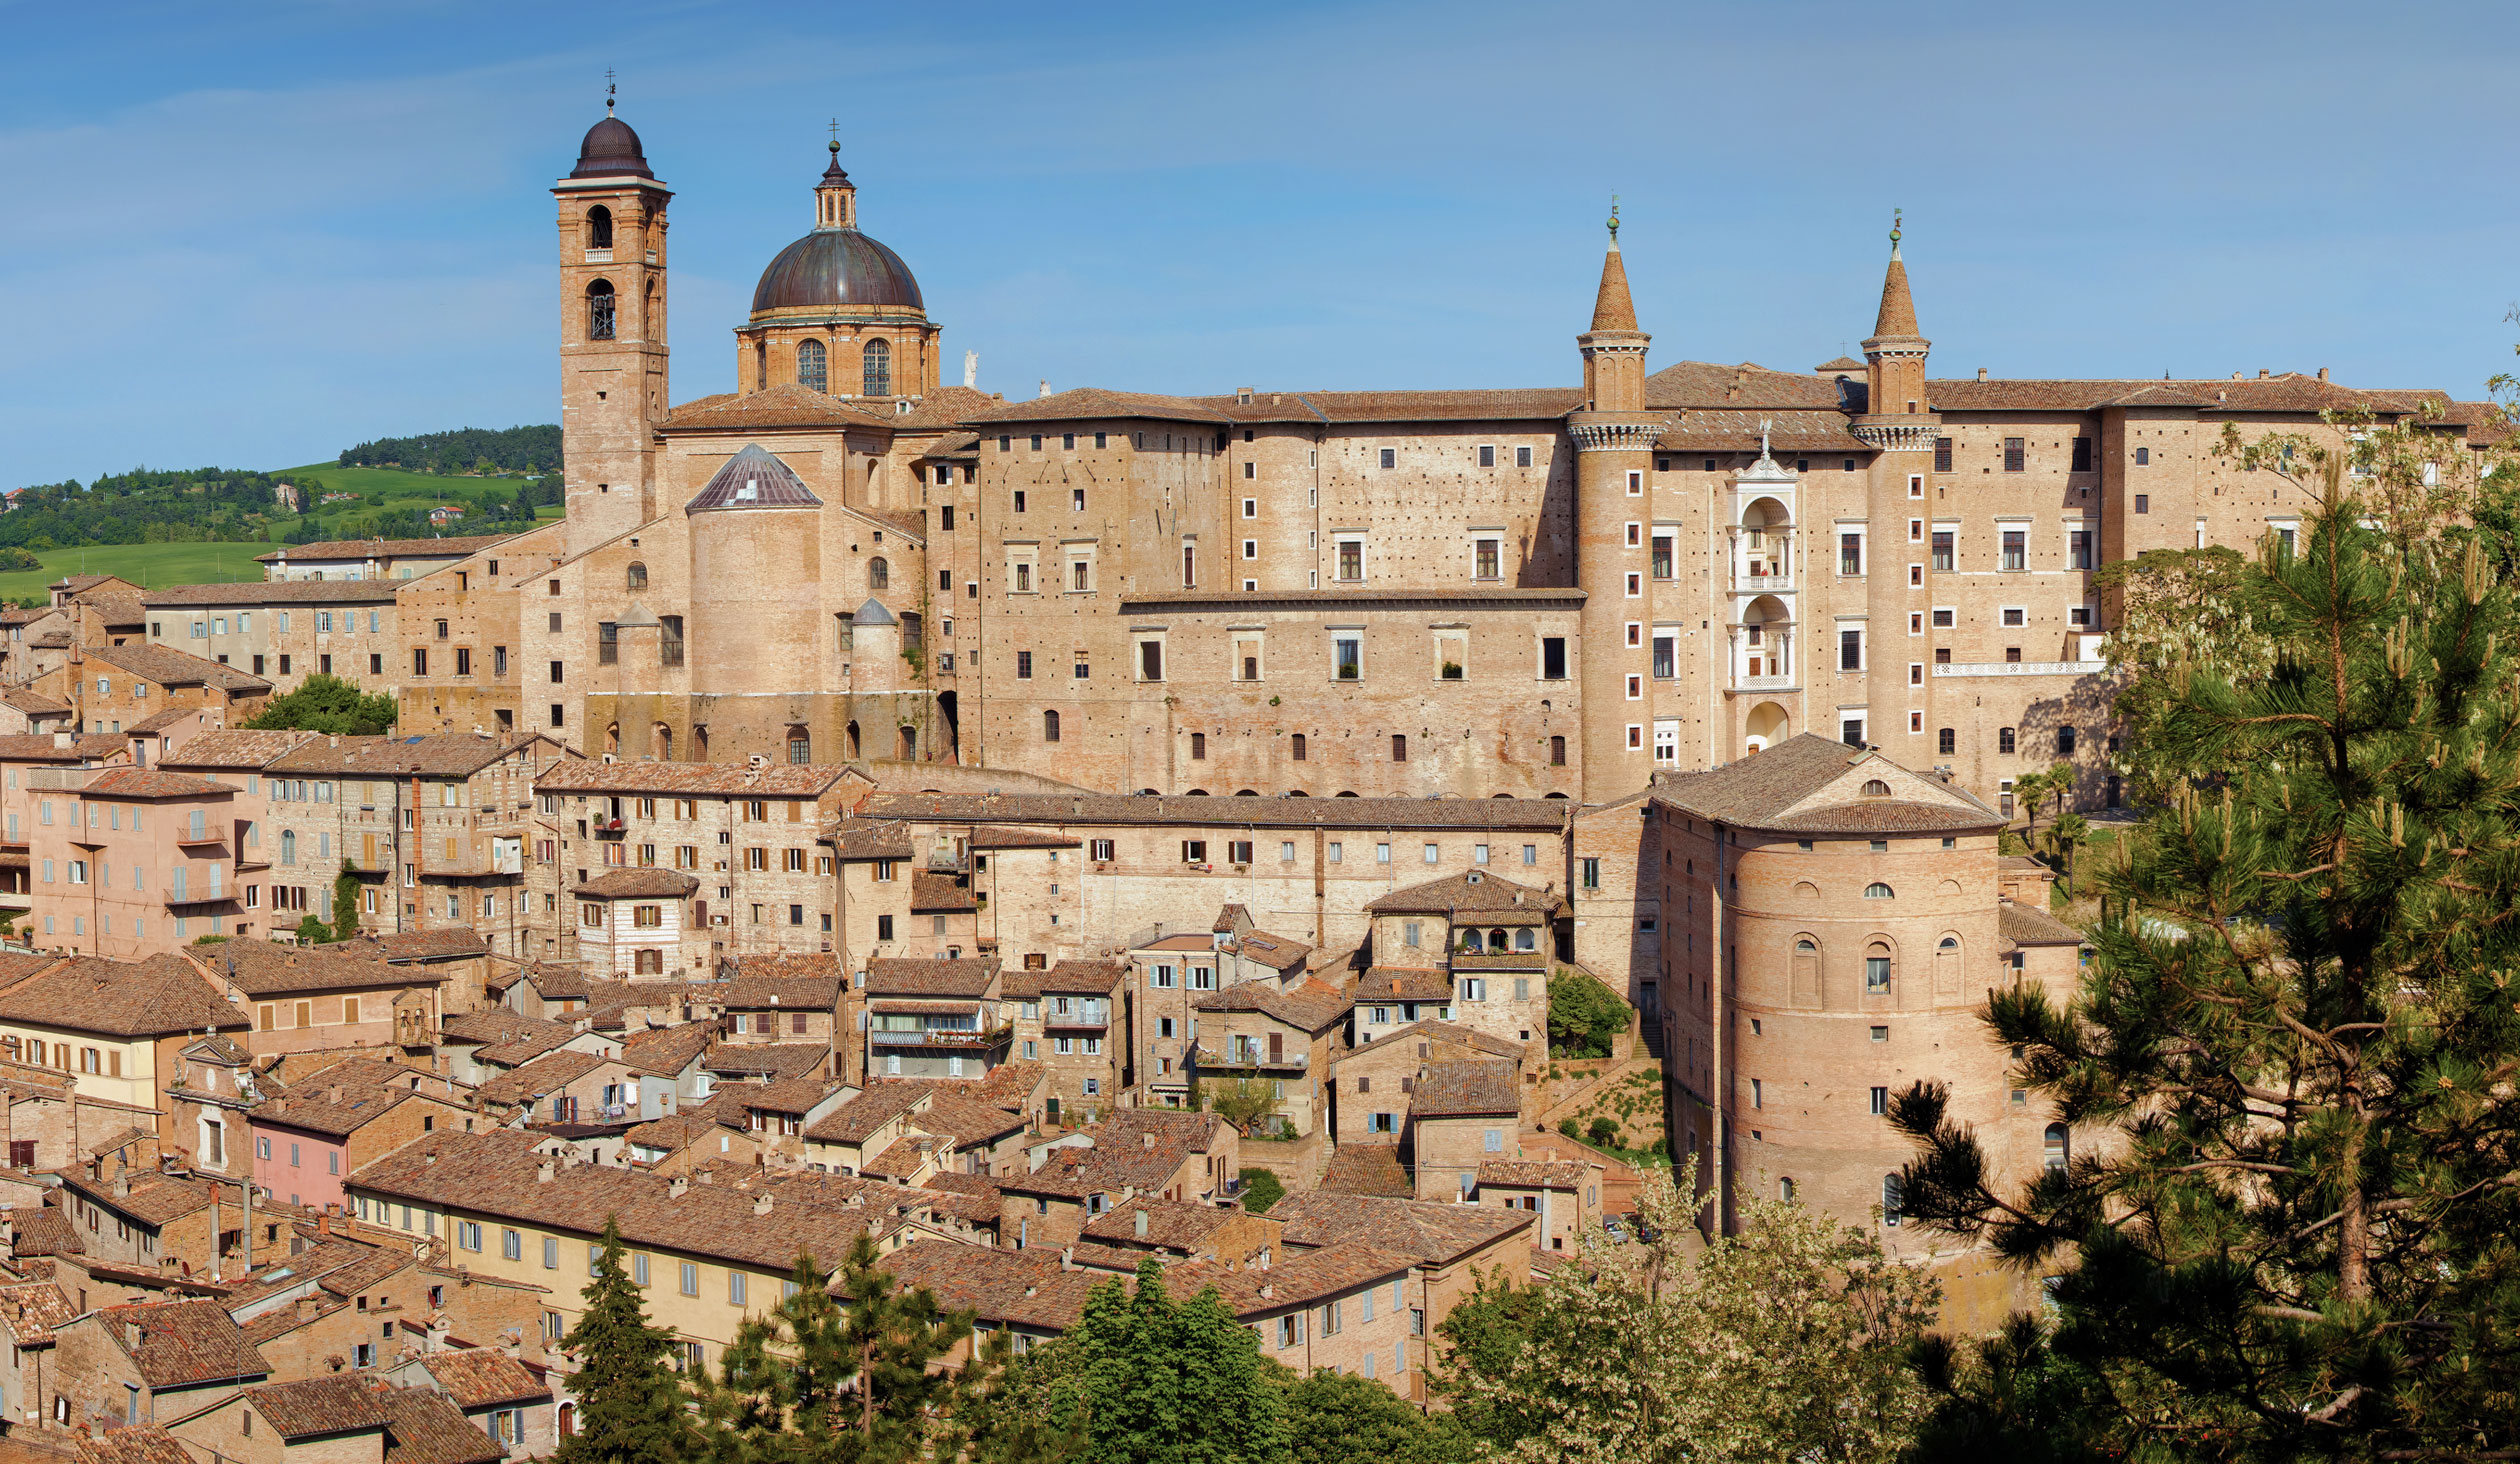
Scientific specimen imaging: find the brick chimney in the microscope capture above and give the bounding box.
[752,1191,772,1216]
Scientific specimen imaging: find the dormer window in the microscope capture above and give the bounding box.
[1861,778,1891,797]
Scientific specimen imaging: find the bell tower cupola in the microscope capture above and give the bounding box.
[815,134,858,230]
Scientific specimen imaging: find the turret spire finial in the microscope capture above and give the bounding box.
[1607,195,1621,246]
[605,70,616,116]
[1889,207,1902,260]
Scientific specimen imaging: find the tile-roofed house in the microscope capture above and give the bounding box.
[574,868,701,900]
[1266,1191,1535,1268]
[142,581,400,608]
[355,927,491,963]
[79,1426,195,1464]
[87,1297,272,1389]
[1410,1058,1521,1118]
[1080,1197,1261,1258]
[863,957,996,997]
[1365,870,1563,920]
[1344,1019,1526,1064]
[0,954,247,1037]
[853,791,1568,832]
[663,390,894,438]
[701,1041,832,1080]
[804,1084,930,1146]
[1189,978,1346,1032]
[475,1049,616,1110]
[620,1020,716,1080]
[239,1374,393,1437]
[411,1344,549,1407]
[909,871,977,913]
[153,729,320,769]
[1349,968,1456,1004]
[2000,901,2087,948]
[262,732,561,780]
[201,939,443,998]
[535,761,862,797]
[1159,1240,1414,1314]
[1037,959,1125,995]
[874,1239,1106,1341]
[74,642,271,695]
[1316,1142,1414,1199]
[962,386,1232,428]
[371,1383,507,1464]
[0,1280,76,1345]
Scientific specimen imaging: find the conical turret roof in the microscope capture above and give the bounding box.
[1589,239,1639,334]
[1872,241,1920,340]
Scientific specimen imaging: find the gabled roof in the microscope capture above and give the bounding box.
[864,957,995,998]
[1340,1019,1524,1064]
[576,868,699,899]
[1267,1190,1533,1265]
[1365,870,1560,919]
[77,642,269,694]
[0,954,245,1037]
[663,387,894,436]
[207,939,444,996]
[1410,1058,1521,1118]
[416,1348,548,1408]
[374,1383,506,1464]
[1316,1142,1413,1199]
[1190,978,1347,1033]
[95,1298,269,1388]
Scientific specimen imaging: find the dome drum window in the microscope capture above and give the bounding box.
[796,338,828,394]
[862,339,892,396]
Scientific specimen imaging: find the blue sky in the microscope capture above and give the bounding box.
[4,0,2516,486]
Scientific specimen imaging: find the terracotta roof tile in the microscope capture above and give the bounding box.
[207,939,444,996]
[661,386,893,435]
[876,1239,1103,1331]
[1080,1197,1241,1251]
[1316,1142,1414,1199]
[79,1426,194,1464]
[264,733,558,780]
[77,643,269,693]
[1652,733,2002,834]
[357,927,490,963]
[621,1022,716,1078]
[477,1049,613,1107]
[1366,870,1560,919]
[701,1042,831,1079]
[806,1085,928,1144]
[98,1298,269,1388]
[374,1382,505,1464]
[1341,1020,1522,1063]
[155,729,320,769]
[143,581,397,606]
[1476,1159,1591,1188]
[247,1376,389,1438]
[76,767,237,800]
[965,825,1080,851]
[537,762,855,797]
[416,1348,548,1408]
[1163,1241,1413,1315]
[0,1282,74,1344]
[575,869,699,899]
[856,791,1567,832]
[908,1094,1026,1148]
[1267,1190,1532,1265]
[909,871,977,913]
[1037,959,1126,995]
[962,387,1230,428]
[1351,968,1456,1004]
[2000,902,2085,947]
[1411,1058,1520,1118]
[1190,978,1346,1033]
[863,957,996,998]
[0,954,246,1037]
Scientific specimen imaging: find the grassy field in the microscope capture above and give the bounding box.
[0,541,283,601]
[273,461,533,505]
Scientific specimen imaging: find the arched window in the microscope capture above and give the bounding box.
[796,339,828,394]
[587,205,613,251]
[845,721,861,759]
[868,557,889,590]
[1865,941,1893,995]
[1939,936,1959,951]
[1488,928,1510,952]
[1514,929,1535,952]
[586,281,616,341]
[896,724,916,761]
[1779,1177,1796,1203]
[1883,1174,1904,1227]
[1861,778,1891,796]
[1864,882,1894,899]
[626,562,647,591]
[652,724,672,761]
[2044,1124,2070,1172]
[786,727,810,765]
[604,723,621,755]
[1797,938,1817,953]
[862,338,892,396]
[280,830,297,866]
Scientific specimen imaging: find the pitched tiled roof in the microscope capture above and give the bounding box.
[264,733,553,779]
[910,1094,1027,1148]
[1477,1159,1591,1189]
[806,1084,928,1144]
[247,1376,389,1438]
[1268,1190,1533,1265]
[477,1050,612,1106]
[722,970,843,1011]
[1659,407,1868,453]
[76,767,237,800]
[254,1060,429,1137]
[59,1169,250,1228]
[1411,1058,1521,1118]
[1224,930,1310,973]
[1037,959,1125,995]
[0,1281,74,1344]
[1191,978,1346,1033]
[1081,1197,1241,1251]
[825,820,915,860]
[876,1239,1105,1331]
[0,687,70,716]
[536,761,854,796]
[719,952,847,986]
[2000,902,2086,947]
[1316,1142,1414,1199]
[80,1427,194,1464]
[144,581,398,606]
[729,1076,837,1115]
[77,642,270,693]
[257,536,514,564]
[0,732,122,762]
[864,957,995,998]
[416,1347,548,1408]
[1002,1111,1226,1199]
[621,1022,716,1078]
[1645,360,1848,412]
[357,927,491,963]
[1163,1241,1414,1315]
[99,1298,269,1388]
[0,954,246,1037]
[1342,1020,1523,1063]
[857,791,1566,832]
[1351,967,1455,1004]
[662,388,892,436]
[966,824,1080,850]
[1366,870,1561,918]
[351,1131,890,1271]
[374,1383,505,1464]
[576,869,699,899]
[909,871,977,913]
[1652,733,2002,834]
[702,1041,831,1079]
[156,729,319,769]
[886,386,1008,431]
[9,1208,81,1257]
[206,939,443,996]
[439,1009,571,1052]
[963,387,1230,428]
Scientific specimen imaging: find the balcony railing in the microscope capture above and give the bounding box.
[1732,674,1797,691]
[1733,572,1793,592]
[1931,661,2103,678]
[869,1025,1012,1050]
[1190,1044,1308,1073]
[1043,1011,1110,1030]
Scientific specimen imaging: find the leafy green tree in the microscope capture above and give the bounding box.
[1238,1168,1285,1215]
[1431,1267,1549,1448]
[1585,1116,1620,1150]
[1547,969,1630,1058]
[2094,545,2267,804]
[711,1240,982,1464]
[1894,462,2520,1460]
[1438,1165,1935,1463]
[1207,1076,1281,1136]
[1004,1255,1291,1463]
[1284,1368,1468,1464]
[292,914,329,944]
[553,1219,702,1464]
[241,672,398,735]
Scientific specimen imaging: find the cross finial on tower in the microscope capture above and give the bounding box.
[827,119,841,155]
[605,70,616,116]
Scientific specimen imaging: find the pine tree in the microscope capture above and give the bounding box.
[1014,1255,1291,1464]
[554,1219,703,1464]
[1895,460,2520,1459]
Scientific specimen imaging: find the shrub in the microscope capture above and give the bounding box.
[1239,1168,1285,1214]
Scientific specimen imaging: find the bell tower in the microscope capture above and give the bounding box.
[555,85,671,557]
[1851,213,1939,754]
[1570,208,1663,802]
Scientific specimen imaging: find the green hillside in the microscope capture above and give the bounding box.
[0,540,282,603]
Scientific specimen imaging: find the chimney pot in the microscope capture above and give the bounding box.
[536,1160,555,1184]
[2258,368,2270,379]
[1134,1209,1148,1239]
[752,1192,772,1216]
[1059,1246,1074,1270]
[2318,367,2330,382]
[1975,367,1988,381]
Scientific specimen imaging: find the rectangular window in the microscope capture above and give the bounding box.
[2071,436,2093,472]
[1839,629,1862,672]
[1931,531,1953,572]
[1933,437,1954,472]
[2001,529,2027,571]
[1336,539,1363,581]
[1333,633,1362,681]
[2003,437,2025,472]
[1839,533,1862,576]
[2135,494,2149,514]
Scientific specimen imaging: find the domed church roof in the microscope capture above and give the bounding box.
[571,112,653,180]
[751,230,924,315]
